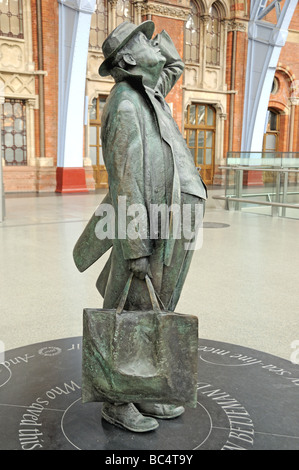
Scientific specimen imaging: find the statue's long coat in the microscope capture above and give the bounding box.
[74,31,207,311]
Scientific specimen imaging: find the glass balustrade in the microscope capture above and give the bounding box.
[213,152,299,219]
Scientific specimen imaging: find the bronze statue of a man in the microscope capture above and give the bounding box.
[74,21,207,432]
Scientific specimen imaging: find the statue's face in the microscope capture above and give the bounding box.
[128,32,166,70]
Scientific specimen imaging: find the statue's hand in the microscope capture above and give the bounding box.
[129,257,152,280]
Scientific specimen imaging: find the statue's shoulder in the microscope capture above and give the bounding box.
[104,81,143,121]
[111,80,140,104]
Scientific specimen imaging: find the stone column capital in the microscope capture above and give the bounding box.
[202,14,212,23]
[290,97,299,106]
[107,0,118,7]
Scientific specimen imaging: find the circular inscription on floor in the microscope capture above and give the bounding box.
[0,337,299,451]
[203,222,230,229]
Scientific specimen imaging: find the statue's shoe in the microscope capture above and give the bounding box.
[101,402,159,432]
[135,403,185,419]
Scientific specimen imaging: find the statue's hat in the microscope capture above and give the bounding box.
[99,21,155,77]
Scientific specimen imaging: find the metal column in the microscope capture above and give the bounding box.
[241,0,298,152]
[56,0,96,192]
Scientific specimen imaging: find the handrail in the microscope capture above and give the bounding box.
[217,163,299,217]
[213,195,299,210]
[219,166,299,172]
[227,151,299,155]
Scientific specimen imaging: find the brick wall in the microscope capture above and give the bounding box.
[3,2,299,193]
[5,1,61,194]
[3,167,56,193]
[42,1,59,162]
[31,0,59,162]
[224,29,248,156]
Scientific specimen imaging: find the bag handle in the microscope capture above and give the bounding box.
[146,275,167,311]
[116,272,163,314]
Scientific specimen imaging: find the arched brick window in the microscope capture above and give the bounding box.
[206,4,221,66]
[185,1,200,63]
[0,0,23,39]
[89,95,107,188]
[89,0,108,49]
[184,103,216,185]
[2,99,27,165]
[116,0,132,26]
[263,109,280,152]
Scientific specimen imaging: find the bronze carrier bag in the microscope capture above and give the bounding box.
[82,273,198,408]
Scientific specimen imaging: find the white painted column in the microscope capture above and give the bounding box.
[56,0,96,192]
[241,0,297,153]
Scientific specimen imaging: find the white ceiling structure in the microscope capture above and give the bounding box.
[241,0,298,153]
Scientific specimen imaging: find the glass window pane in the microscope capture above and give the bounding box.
[0,0,23,38]
[270,112,277,131]
[4,103,12,117]
[99,144,104,165]
[190,45,198,62]
[197,106,205,125]
[89,146,97,165]
[5,148,14,163]
[1,1,9,14]
[4,133,13,147]
[197,131,204,148]
[212,48,218,65]
[89,0,107,49]
[4,117,13,132]
[197,148,204,165]
[10,15,19,35]
[90,99,97,120]
[89,126,97,145]
[206,47,212,65]
[206,6,221,66]
[14,102,22,117]
[2,99,27,166]
[266,134,277,150]
[89,30,97,48]
[0,15,10,34]
[15,148,24,163]
[207,107,214,125]
[189,130,196,147]
[185,28,191,46]
[10,0,19,15]
[189,147,196,162]
[206,131,213,148]
[206,149,212,165]
[184,109,188,125]
[116,0,131,25]
[15,133,23,147]
[185,1,200,63]
[189,105,196,125]
[14,118,23,132]
[99,98,106,118]
[90,13,97,29]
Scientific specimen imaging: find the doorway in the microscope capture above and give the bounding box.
[263,108,280,184]
[89,95,108,188]
[184,103,216,185]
